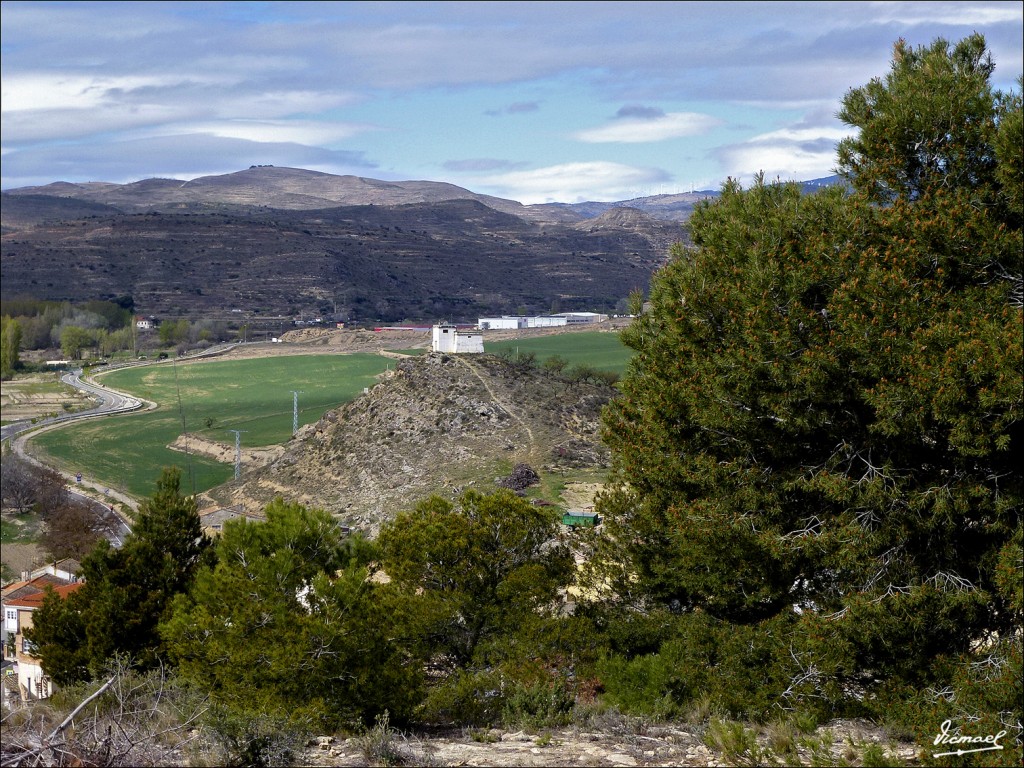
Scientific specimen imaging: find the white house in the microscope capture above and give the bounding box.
[3,581,83,701]
[432,325,484,354]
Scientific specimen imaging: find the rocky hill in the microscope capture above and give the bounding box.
[202,351,616,534]
[1,167,685,323]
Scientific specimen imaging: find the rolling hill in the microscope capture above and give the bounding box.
[1,167,686,323]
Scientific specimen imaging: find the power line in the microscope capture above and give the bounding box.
[172,356,195,494]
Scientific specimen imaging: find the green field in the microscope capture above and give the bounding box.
[30,355,391,499]
[485,330,632,374]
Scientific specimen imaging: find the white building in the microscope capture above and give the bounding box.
[556,312,609,324]
[478,312,608,330]
[478,316,527,330]
[432,325,484,354]
[526,316,568,328]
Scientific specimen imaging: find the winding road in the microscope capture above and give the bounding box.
[1,369,144,444]
[3,367,152,528]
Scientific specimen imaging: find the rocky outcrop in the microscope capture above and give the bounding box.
[208,352,615,535]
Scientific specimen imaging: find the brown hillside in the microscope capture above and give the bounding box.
[203,352,615,535]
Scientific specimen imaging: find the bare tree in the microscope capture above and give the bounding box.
[0,453,67,516]
[39,499,110,561]
[1,452,38,514]
[0,658,209,768]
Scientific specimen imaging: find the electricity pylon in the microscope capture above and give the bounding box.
[227,429,248,480]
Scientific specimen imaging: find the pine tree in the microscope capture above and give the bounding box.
[161,499,422,729]
[378,489,573,666]
[593,34,1022,723]
[29,467,212,681]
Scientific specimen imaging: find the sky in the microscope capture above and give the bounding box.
[2,1,1022,204]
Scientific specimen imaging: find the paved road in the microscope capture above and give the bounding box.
[1,368,145,445]
[67,486,132,548]
[3,368,150,518]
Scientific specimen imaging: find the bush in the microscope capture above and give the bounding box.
[596,611,806,722]
[541,355,567,374]
[417,669,506,727]
[501,676,576,730]
[204,704,311,768]
[871,637,1023,767]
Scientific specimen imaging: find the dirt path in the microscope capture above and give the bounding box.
[453,354,538,461]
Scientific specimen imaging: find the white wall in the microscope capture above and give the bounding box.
[526,316,568,328]
[478,317,526,330]
[432,326,483,353]
[432,325,457,353]
[454,331,484,353]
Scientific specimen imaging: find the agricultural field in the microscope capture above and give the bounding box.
[484,330,631,373]
[29,354,392,499]
[1,372,98,424]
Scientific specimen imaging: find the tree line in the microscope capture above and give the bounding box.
[0,296,242,378]
[13,35,1023,767]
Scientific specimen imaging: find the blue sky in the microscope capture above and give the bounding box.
[2,1,1021,203]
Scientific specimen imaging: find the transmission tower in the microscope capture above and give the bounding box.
[227,429,248,480]
[290,390,303,436]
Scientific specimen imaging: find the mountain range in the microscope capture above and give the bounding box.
[0,167,839,323]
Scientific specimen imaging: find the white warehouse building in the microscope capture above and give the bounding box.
[478,316,528,330]
[477,312,608,330]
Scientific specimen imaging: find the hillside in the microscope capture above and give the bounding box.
[3,166,564,222]
[1,168,686,323]
[202,351,616,534]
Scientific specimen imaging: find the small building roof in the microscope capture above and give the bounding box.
[5,582,84,609]
[199,505,265,530]
[30,559,82,578]
[1,574,69,602]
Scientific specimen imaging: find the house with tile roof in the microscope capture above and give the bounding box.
[2,572,83,703]
[3,582,83,702]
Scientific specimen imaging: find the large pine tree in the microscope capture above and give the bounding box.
[594,33,1021,730]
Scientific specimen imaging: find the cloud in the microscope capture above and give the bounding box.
[1,68,362,146]
[443,158,530,172]
[616,105,666,119]
[485,101,541,117]
[574,112,722,143]
[871,1,1024,26]
[473,161,672,204]
[506,102,540,114]
[169,119,375,146]
[716,125,854,184]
